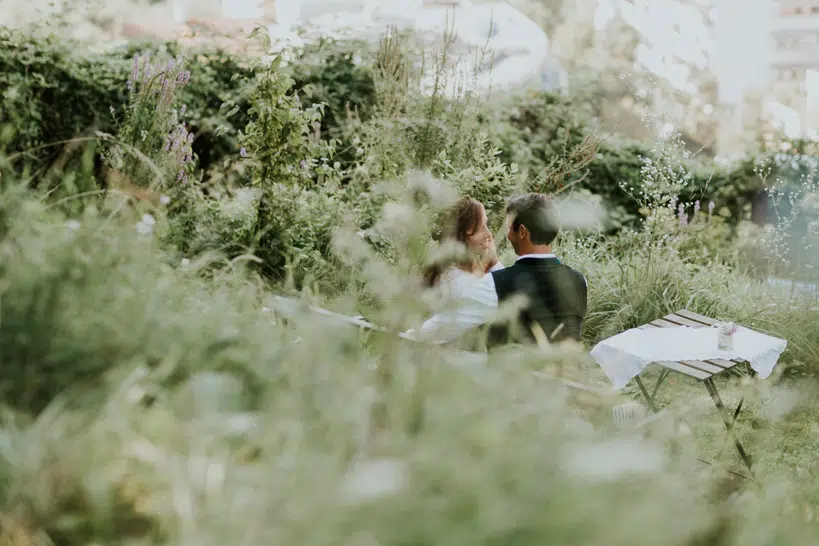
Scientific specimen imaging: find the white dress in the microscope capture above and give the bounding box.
[415,263,504,343]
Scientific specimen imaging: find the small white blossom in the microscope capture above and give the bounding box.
[159,195,171,205]
[136,214,156,235]
[65,219,81,230]
[340,458,407,504]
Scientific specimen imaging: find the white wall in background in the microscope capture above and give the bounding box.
[711,0,774,106]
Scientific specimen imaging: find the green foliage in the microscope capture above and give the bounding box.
[239,53,339,188]
[104,53,196,189]
[2,23,819,546]
[0,187,270,414]
[0,28,127,163]
[0,29,257,177]
[289,37,377,139]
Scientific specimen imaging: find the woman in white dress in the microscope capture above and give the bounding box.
[416,197,503,344]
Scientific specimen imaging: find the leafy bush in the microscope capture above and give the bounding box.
[0,187,273,414]
[0,30,256,175]
[1,28,765,244]
[2,24,819,546]
[289,37,377,141]
[0,28,128,164]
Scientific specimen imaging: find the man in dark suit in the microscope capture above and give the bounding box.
[417,193,588,346]
[488,193,587,345]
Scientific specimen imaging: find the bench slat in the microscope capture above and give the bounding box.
[273,296,387,332]
[680,360,724,374]
[651,318,680,328]
[675,309,719,326]
[655,360,711,380]
[703,358,738,369]
[663,314,708,328]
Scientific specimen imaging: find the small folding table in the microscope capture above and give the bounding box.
[591,309,788,478]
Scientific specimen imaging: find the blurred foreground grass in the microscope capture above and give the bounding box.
[1,8,819,545]
[0,183,816,546]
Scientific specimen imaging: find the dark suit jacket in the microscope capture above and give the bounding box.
[486,256,587,346]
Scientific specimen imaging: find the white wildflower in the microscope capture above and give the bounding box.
[136,213,156,235]
[65,219,81,230]
[160,195,171,205]
[563,438,665,481]
[340,458,408,504]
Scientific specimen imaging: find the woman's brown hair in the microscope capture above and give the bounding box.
[423,197,484,287]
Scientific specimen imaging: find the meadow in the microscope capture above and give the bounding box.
[0,17,818,546]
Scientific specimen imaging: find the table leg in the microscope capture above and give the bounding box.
[635,369,669,414]
[703,378,754,477]
[635,376,658,413]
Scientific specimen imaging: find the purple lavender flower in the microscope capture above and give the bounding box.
[678,203,688,229]
[128,54,139,91]
[160,76,177,110]
[694,200,701,215]
[240,147,247,158]
[141,55,151,87]
[300,159,308,169]
[180,104,187,116]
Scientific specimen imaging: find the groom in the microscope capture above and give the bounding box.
[419,193,588,346]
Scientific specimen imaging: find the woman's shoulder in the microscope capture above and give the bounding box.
[441,264,505,299]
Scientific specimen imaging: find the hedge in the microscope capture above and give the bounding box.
[0,28,808,232]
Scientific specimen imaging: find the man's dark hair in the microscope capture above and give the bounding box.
[506,193,559,246]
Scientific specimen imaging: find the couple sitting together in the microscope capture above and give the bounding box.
[413,192,587,349]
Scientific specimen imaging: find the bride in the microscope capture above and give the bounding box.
[415,196,503,343]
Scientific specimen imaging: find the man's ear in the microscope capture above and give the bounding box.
[518,224,529,241]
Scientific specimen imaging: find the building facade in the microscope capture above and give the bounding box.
[771,0,819,137]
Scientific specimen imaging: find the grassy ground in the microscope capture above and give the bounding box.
[622,368,819,486]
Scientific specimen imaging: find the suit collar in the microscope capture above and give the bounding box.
[514,255,561,266]
[516,253,556,261]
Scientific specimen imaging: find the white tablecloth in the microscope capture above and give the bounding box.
[590,326,787,390]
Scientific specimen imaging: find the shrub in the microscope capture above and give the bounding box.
[0,28,128,164]
[0,186,275,414]
[289,37,377,140]
[0,30,256,176]
[104,53,196,188]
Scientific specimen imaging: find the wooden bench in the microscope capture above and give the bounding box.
[270,295,668,429]
[634,309,757,477]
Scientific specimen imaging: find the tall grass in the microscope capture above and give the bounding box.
[0,179,816,545]
[1,12,819,546]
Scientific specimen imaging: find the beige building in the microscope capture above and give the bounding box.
[770,1,819,138]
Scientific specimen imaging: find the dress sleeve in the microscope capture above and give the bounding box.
[415,272,499,343]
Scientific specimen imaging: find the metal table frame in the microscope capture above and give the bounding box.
[634,309,758,478]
